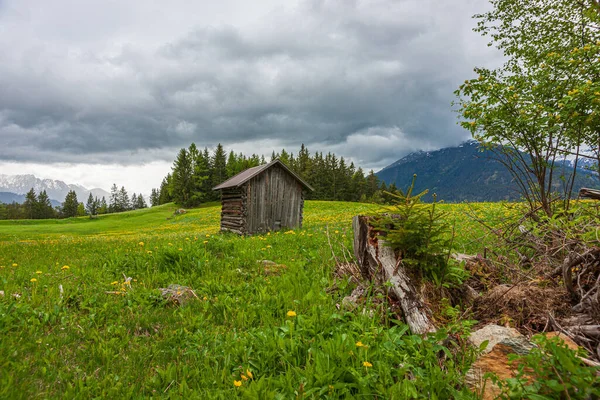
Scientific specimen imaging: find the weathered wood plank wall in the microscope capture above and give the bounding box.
[245,164,304,233]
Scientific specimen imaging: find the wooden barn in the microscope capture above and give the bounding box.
[213,159,313,234]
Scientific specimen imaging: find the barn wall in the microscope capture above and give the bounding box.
[246,165,304,233]
[220,188,246,234]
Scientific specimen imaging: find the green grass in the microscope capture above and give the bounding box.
[0,201,511,398]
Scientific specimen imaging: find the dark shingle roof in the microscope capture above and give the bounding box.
[212,159,313,191]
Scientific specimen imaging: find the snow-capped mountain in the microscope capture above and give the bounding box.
[0,174,110,204]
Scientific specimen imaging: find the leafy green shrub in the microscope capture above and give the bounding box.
[492,334,600,399]
[376,175,466,287]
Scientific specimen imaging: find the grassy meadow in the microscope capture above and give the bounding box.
[0,201,511,398]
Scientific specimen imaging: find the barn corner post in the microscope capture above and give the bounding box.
[213,159,313,235]
[352,215,437,335]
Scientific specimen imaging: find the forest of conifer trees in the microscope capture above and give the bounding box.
[154,143,398,208]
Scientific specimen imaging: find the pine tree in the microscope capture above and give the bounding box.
[37,190,54,219]
[98,197,108,214]
[62,190,79,218]
[109,184,119,213]
[158,174,173,205]
[118,187,130,211]
[171,148,193,206]
[86,193,99,217]
[211,144,227,190]
[136,194,147,209]
[23,188,37,219]
[150,189,160,207]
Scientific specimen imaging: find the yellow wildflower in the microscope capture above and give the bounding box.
[241,374,248,381]
[203,240,208,244]
[246,369,253,379]
[36,271,42,274]
[61,265,69,270]
[111,281,119,285]
[138,242,144,246]
[206,234,210,238]
[30,278,37,283]
[233,380,242,387]
[356,341,367,348]
[363,361,373,368]
[146,250,152,254]
[12,263,17,267]
[287,310,297,317]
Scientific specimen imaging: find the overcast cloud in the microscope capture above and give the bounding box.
[0,0,500,193]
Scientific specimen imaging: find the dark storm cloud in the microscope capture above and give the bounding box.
[0,0,499,168]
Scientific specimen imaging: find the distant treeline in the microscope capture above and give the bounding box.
[154,143,399,208]
[0,185,147,220]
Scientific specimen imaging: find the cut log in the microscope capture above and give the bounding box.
[580,187,600,200]
[352,215,436,334]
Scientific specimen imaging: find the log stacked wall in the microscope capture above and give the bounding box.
[220,188,246,234]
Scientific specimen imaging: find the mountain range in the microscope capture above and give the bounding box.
[375,140,599,202]
[0,174,110,206]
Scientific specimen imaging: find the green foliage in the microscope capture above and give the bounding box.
[491,334,600,399]
[162,143,388,207]
[376,175,464,287]
[455,0,600,217]
[62,190,79,218]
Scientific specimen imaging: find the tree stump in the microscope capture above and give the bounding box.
[352,215,436,334]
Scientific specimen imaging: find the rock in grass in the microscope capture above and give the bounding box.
[159,284,198,306]
[466,324,534,400]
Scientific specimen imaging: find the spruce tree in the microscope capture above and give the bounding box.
[37,190,54,219]
[109,184,119,213]
[150,189,159,207]
[211,144,227,190]
[172,148,193,206]
[118,187,130,211]
[24,188,37,219]
[136,194,147,209]
[62,190,79,218]
[86,193,99,217]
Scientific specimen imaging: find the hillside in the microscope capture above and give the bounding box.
[376,141,599,202]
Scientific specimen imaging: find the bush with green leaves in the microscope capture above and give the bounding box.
[491,334,600,399]
[375,175,466,287]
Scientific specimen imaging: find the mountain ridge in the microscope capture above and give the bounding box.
[376,141,599,202]
[0,174,110,205]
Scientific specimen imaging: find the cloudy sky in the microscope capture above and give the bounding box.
[0,0,500,194]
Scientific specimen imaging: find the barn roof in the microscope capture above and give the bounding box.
[212,159,314,191]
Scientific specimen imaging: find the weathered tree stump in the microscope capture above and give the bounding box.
[352,215,436,334]
[579,187,600,200]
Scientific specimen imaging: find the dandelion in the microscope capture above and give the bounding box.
[178,248,183,251]
[241,374,248,381]
[30,278,37,283]
[233,380,242,387]
[246,369,253,379]
[36,271,42,275]
[138,242,144,246]
[287,310,297,317]
[266,245,271,248]
[61,265,69,270]
[12,263,17,267]
[111,281,119,285]
[206,234,210,238]
[334,230,339,234]
[146,250,152,254]
[363,361,372,368]
[356,341,367,348]
[203,240,208,244]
